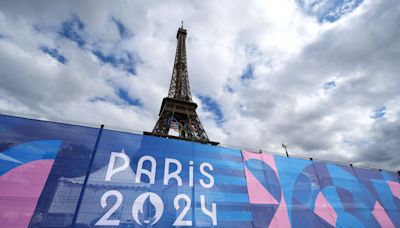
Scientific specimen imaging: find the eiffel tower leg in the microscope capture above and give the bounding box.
[188,115,209,141]
[152,110,172,136]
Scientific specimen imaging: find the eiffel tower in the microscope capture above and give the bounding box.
[145,25,218,145]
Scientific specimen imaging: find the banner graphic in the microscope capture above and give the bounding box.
[242,150,400,228]
[0,140,61,227]
[0,114,399,227]
[74,130,253,227]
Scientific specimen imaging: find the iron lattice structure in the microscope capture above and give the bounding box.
[168,27,192,101]
[146,26,218,145]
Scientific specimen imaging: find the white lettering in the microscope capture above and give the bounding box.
[135,155,156,184]
[173,194,192,226]
[105,152,130,181]
[189,160,194,187]
[199,162,214,188]
[163,158,183,186]
[95,190,123,226]
[201,195,217,225]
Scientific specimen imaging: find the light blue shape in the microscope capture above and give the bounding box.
[327,164,379,227]
[371,179,400,227]
[0,140,62,176]
[274,156,313,222]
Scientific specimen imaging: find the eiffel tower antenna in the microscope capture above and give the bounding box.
[145,26,218,145]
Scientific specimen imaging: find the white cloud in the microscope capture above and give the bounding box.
[0,0,399,171]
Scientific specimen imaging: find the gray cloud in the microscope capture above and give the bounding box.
[0,0,399,171]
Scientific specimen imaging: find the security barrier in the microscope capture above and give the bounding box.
[0,114,399,227]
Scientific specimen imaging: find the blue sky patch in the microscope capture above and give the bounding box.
[40,46,67,64]
[372,106,386,119]
[297,0,363,23]
[93,50,137,75]
[198,95,224,124]
[324,80,336,89]
[112,17,132,39]
[35,15,139,74]
[240,64,254,81]
[58,15,86,47]
[116,88,142,107]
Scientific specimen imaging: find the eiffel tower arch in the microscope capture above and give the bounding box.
[145,26,218,145]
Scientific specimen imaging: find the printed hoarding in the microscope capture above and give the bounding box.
[242,151,400,227]
[0,114,399,227]
[73,130,252,227]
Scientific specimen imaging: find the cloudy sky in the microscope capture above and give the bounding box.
[0,0,399,171]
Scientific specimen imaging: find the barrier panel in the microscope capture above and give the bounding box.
[242,151,400,227]
[0,114,399,227]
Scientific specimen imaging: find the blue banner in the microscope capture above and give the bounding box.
[74,129,252,227]
[0,114,399,227]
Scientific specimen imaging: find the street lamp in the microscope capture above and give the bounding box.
[282,143,289,157]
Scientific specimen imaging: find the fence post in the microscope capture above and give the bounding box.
[71,124,104,225]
